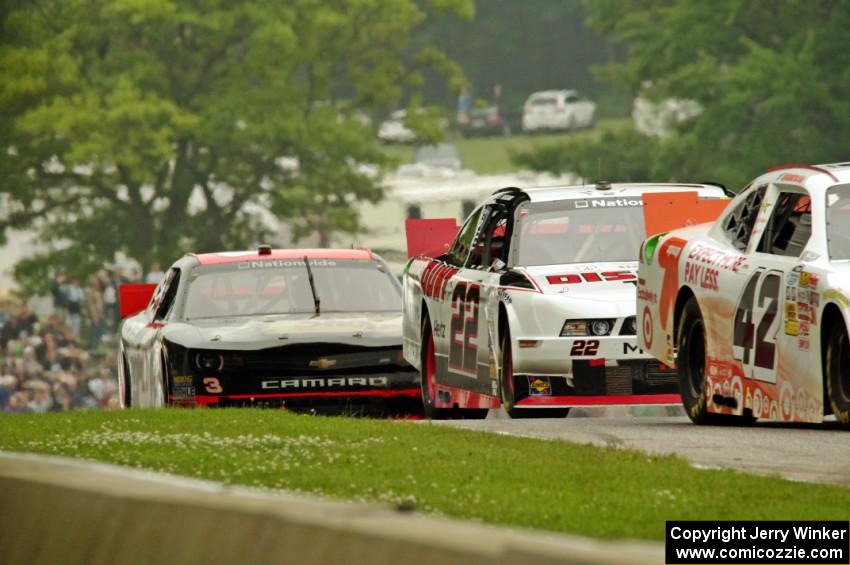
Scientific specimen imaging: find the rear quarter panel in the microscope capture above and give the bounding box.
[402,258,426,370]
[402,257,458,370]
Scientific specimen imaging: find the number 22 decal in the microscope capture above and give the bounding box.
[449,282,479,374]
[570,340,600,356]
[732,268,781,382]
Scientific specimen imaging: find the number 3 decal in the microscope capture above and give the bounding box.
[203,377,223,394]
[732,268,780,383]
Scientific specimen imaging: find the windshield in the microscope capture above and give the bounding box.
[183,258,402,319]
[512,198,646,266]
[826,185,850,260]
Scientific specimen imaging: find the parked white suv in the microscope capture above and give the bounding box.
[521,90,595,133]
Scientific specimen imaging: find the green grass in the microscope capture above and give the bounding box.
[383,117,631,174]
[2,409,848,541]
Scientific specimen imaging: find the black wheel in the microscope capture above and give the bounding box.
[420,315,450,420]
[826,320,850,429]
[120,351,132,408]
[677,296,716,424]
[500,327,568,419]
[160,351,173,407]
[677,297,755,425]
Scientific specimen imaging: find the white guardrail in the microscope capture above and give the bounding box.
[0,451,662,565]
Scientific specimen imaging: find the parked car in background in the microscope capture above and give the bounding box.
[378,110,417,144]
[460,106,510,137]
[521,90,595,133]
[413,143,462,171]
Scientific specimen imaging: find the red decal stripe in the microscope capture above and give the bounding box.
[766,163,838,182]
[197,248,372,265]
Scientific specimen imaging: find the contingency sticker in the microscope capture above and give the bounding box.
[784,303,799,336]
[528,377,552,396]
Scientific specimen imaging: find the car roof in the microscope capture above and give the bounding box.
[194,248,373,265]
[503,182,728,204]
[746,162,850,194]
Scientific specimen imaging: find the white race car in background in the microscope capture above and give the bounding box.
[402,182,728,419]
[638,162,850,429]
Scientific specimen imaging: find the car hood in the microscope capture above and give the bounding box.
[522,262,638,304]
[162,312,403,351]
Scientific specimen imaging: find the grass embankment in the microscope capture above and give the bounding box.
[383,117,631,174]
[2,409,847,541]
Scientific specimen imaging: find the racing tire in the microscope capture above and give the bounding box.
[160,352,173,408]
[825,319,850,429]
[677,297,754,426]
[420,315,450,420]
[500,327,569,419]
[677,297,712,423]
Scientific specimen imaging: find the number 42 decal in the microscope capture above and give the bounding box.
[732,268,781,383]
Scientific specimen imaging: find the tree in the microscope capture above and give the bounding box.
[514,0,850,191]
[511,125,660,183]
[414,0,620,111]
[0,0,472,293]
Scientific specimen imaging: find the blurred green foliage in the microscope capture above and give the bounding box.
[512,126,661,183]
[414,0,620,112]
[0,0,471,294]
[514,0,850,191]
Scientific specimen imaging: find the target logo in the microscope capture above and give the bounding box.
[753,388,763,417]
[731,376,743,408]
[780,382,795,421]
[642,306,654,349]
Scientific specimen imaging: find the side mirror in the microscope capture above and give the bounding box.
[490,258,506,272]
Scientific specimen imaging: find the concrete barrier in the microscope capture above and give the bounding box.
[0,451,662,565]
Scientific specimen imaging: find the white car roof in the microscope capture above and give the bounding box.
[519,182,728,203]
[745,162,850,196]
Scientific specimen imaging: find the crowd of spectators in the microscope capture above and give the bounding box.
[0,266,147,414]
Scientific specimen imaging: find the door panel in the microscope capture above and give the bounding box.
[728,186,821,422]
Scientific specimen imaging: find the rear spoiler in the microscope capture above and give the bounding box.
[119,283,158,318]
[404,218,459,259]
[642,192,730,238]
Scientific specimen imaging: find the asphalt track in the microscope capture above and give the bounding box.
[440,411,850,486]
